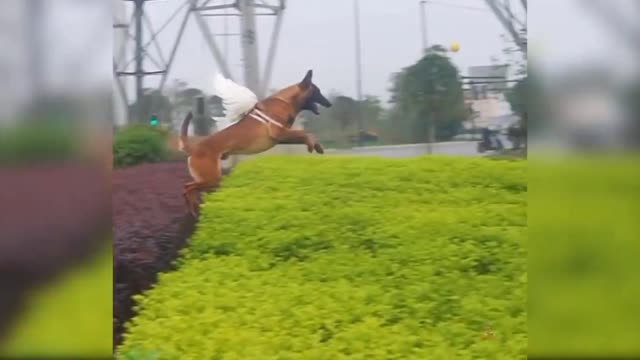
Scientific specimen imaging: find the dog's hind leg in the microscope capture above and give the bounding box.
[183,156,223,217]
[183,182,200,217]
[184,180,219,217]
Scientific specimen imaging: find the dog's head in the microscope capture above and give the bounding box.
[297,70,332,115]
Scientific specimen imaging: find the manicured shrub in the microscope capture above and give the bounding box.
[0,123,78,165]
[113,161,197,347]
[113,159,229,347]
[113,125,170,168]
[529,157,640,356]
[119,155,527,359]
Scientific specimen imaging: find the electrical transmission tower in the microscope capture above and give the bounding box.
[113,0,286,124]
[483,0,527,54]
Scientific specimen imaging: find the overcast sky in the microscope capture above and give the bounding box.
[115,0,521,105]
[529,0,637,81]
[4,0,637,121]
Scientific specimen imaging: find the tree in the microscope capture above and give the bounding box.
[313,95,359,147]
[173,87,210,134]
[500,5,529,151]
[167,79,188,104]
[332,96,358,132]
[389,45,466,143]
[175,88,205,110]
[507,64,547,134]
[506,76,527,117]
[360,95,383,129]
[506,78,527,150]
[128,89,172,125]
[358,95,387,144]
[303,92,388,147]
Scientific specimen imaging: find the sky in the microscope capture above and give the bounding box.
[529,0,637,82]
[3,0,636,122]
[115,0,519,105]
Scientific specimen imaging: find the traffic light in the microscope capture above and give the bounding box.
[149,114,159,126]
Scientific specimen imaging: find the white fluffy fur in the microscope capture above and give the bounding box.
[213,73,259,129]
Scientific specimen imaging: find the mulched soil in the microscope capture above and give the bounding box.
[0,162,111,341]
[113,160,229,347]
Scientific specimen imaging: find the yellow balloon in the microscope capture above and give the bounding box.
[450,41,460,52]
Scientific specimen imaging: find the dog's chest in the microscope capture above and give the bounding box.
[234,136,276,155]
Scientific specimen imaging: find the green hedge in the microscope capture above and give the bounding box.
[528,156,640,356]
[119,155,527,359]
[0,123,78,165]
[113,125,170,168]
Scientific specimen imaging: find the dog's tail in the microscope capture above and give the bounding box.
[178,112,193,154]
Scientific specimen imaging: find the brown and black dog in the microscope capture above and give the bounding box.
[179,69,332,216]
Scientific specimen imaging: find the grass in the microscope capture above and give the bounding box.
[119,155,527,359]
[528,155,640,356]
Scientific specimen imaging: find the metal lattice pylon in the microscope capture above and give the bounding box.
[113,0,286,125]
[483,0,527,54]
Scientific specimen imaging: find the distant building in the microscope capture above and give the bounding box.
[464,64,516,130]
[468,64,509,93]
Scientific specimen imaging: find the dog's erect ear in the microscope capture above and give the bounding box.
[300,69,313,88]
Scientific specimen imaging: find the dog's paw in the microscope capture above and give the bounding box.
[314,143,324,154]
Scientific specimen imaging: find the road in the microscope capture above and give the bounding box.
[325,141,483,157]
[222,141,488,169]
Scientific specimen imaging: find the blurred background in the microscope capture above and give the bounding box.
[111,0,527,160]
[0,0,638,357]
[0,0,113,358]
[528,0,640,358]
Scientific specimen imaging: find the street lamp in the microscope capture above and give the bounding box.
[354,0,364,146]
[419,0,428,54]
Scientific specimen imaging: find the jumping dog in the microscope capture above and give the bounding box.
[179,69,332,216]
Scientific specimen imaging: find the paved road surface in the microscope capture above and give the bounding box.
[223,141,487,169]
[325,141,482,157]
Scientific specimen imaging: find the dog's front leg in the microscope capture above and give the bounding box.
[277,129,324,154]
